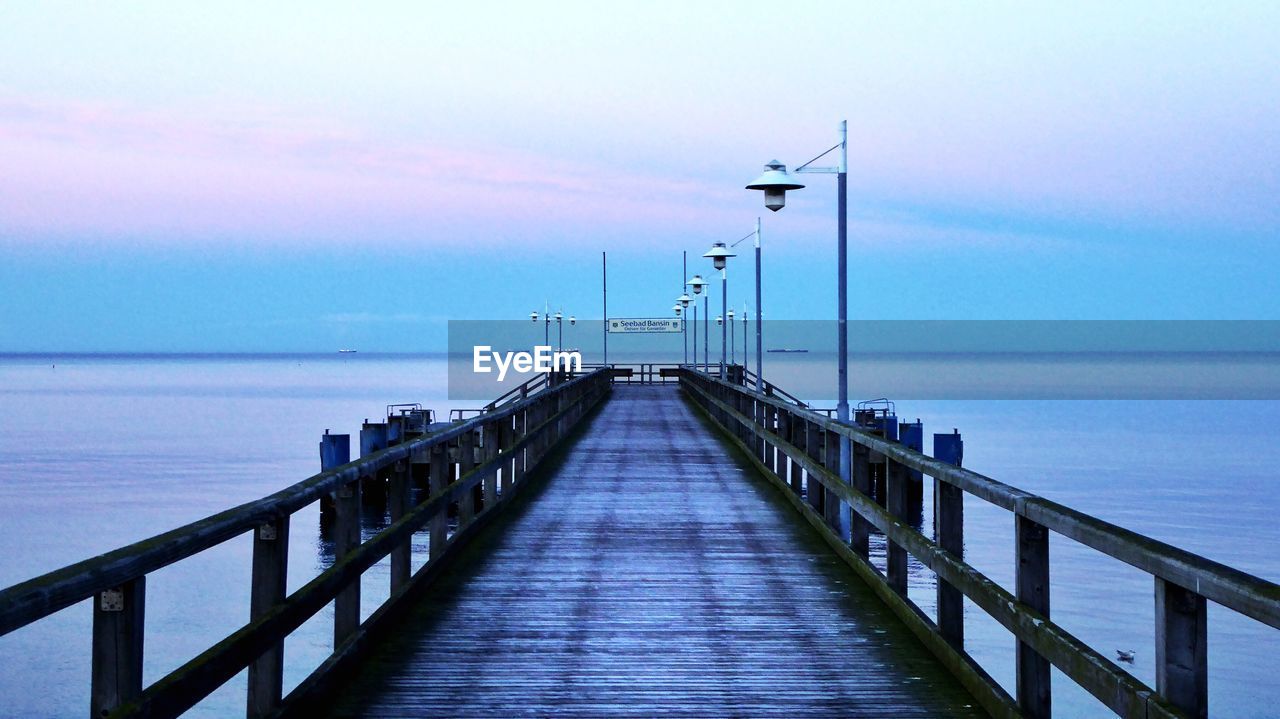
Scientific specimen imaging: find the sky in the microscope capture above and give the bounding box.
[1,2,1277,351]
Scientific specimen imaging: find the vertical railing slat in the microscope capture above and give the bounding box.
[1156,577,1208,718]
[248,517,289,717]
[91,576,145,718]
[1016,515,1051,718]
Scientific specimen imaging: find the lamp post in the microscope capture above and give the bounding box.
[746,119,851,542]
[687,274,708,372]
[742,305,749,378]
[727,308,735,365]
[677,294,691,364]
[725,221,764,390]
[704,241,736,380]
[530,309,550,346]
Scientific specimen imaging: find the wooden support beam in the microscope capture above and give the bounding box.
[823,429,841,532]
[789,413,804,498]
[458,431,475,525]
[1156,577,1208,718]
[481,422,498,510]
[428,442,447,559]
[91,577,145,718]
[850,443,871,559]
[248,517,289,718]
[804,420,823,516]
[934,431,965,651]
[885,459,909,596]
[1016,515,1051,719]
[387,461,410,593]
[332,479,360,647]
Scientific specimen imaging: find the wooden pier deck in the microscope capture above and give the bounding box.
[5,365,1277,718]
[318,385,983,718]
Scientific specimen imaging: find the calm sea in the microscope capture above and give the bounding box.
[0,354,1276,718]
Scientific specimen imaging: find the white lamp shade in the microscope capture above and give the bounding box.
[746,160,804,213]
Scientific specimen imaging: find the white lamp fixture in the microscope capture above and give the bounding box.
[745,160,806,212]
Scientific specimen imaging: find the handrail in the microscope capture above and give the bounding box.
[0,370,605,634]
[680,369,1279,719]
[0,368,612,719]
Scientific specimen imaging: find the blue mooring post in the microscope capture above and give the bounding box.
[361,419,391,504]
[318,430,351,517]
[934,429,965,651]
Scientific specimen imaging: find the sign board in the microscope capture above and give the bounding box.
[607,318,683,334]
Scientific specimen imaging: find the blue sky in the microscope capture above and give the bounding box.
[1,2,1277,351]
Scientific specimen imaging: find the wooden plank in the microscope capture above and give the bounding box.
[1016,515,1051,719]
[388,461,411,592]
[91,577,145,718]
[248,517,289,717]
[885,458,909,596]
[1156,578,1208,718]
[333,479,361,647]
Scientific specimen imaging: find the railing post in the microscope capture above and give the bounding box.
[789,412,804,498]
[333,476,361,647]
[482,421,498,510]
[388,459,411,592]
[850,442,871,559]
[804,420,823,517]
[933,430,964,651]
[756,401,768,465]
[91,576,145,718]
[823,429,841,531]
[885,458,909,596]
[499,417,515,494]
[459,429,476,525]
[248,516,289,718]
[1156,578,1208,718]
[1016,515,1051,718]
[514,409,527,486]
[428,441,448,559]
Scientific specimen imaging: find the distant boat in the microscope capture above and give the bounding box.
[767,348,808,353]
[338,349,358,354]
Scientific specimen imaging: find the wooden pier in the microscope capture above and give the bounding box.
[1,366,1277,718]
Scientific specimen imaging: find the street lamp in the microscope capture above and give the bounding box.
[687,274,708,372]
[741,305,749,378]
[704,241,736,379]
[677,293,692,365]
[746,119,851,542]
[530,309,551,346]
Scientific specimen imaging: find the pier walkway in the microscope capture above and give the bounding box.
[320,385,981,717]
[2,366,1277,719]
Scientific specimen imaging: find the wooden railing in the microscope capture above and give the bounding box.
[0,368,611,719]
[681,369,1279,719]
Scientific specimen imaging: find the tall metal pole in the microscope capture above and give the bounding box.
[743,306,749,378]
[836,119,852,542]
[730,310,735,364]
[692,302,698,369]
[755,217,763,391]
[557,316,563,352]
[683,251,688,365]
[719,269,727,380]
[703,295,709,371]
[602,252,608,368]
